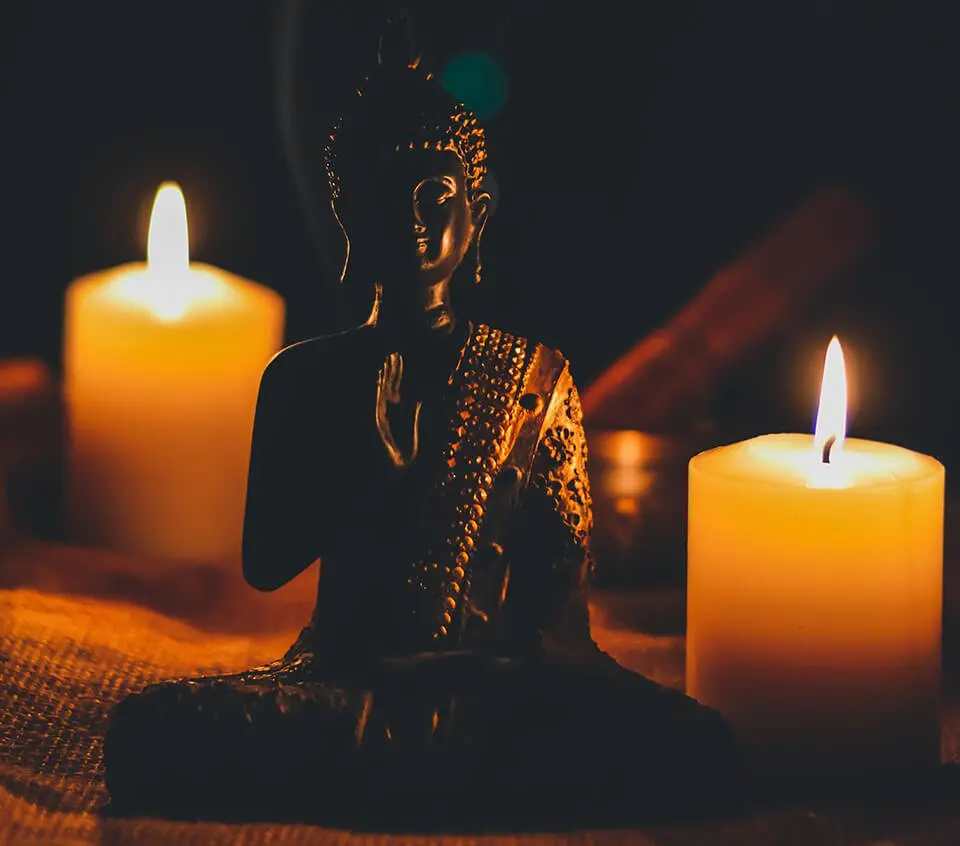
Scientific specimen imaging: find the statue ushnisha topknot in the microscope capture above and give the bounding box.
[324,16,487,207]
[102,12,742,825]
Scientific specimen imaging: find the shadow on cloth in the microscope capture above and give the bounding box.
[96,765,960,835]
[100,783,748,834]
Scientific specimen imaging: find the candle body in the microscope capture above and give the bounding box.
[687,434,943,777]
[64,262,285,563]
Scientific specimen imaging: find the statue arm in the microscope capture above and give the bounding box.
[242,340,330,591]
[506,365,596,648]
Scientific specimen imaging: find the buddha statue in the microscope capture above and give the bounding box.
[104,19,741,824]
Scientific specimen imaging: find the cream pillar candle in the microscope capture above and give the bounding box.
[64,183,285,562]
[687,338,944,777]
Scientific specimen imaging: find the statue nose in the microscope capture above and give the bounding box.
[376,208,424,253]
[412,195,428,231]
[378,198,422,234]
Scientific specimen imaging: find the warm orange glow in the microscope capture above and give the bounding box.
[601,431,656,499]
[111,182,225,321]
[686,331,944,773]
[813,336,847,462]
[63,183,287,563]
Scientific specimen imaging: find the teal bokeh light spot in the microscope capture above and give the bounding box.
[441,51,508,119]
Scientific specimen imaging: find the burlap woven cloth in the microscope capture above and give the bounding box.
[0,541,685,846]
[4,544,960,845]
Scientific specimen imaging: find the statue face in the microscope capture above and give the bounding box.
[337,149,485,332]
[411,157,473,282]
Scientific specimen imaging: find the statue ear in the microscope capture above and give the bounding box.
[472,190,492,231]
[472,169,497,230]
[471,191,491,286]
[474,169,498,226]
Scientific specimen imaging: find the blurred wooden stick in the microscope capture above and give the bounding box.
[0,358,61,533]
[581,186,877,431]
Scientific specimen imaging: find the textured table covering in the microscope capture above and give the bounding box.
[3,536,960,846]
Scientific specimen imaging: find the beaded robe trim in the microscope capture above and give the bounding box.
[407,324,538,642]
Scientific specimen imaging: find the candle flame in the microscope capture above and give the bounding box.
[110,182,226,321]
[147,182,190,276]
[813,336,847,462]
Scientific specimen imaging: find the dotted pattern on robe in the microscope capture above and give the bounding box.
[530,381,596,576]
[406,324,536,641]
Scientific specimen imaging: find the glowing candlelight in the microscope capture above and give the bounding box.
[813,336,846,464]
[64,183,286,562]
[686,337,944,778]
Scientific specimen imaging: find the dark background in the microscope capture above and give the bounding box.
[1,1,958,465]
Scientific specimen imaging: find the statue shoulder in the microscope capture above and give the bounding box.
[505,334,584,446]
[259,325,383,396]
[533,342,570,381]
[466,325,581,423]
[473,323,571,376]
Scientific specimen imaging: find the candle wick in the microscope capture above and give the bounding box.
[822,434,837,464]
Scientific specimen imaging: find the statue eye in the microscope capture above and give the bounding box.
[414,177,458,218]
[440,176,459,201]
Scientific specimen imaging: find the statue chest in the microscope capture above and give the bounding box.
[317,326,566,655]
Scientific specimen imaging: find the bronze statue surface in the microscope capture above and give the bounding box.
[103,16,741,825]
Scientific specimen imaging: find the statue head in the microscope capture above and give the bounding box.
[325,15,491,338]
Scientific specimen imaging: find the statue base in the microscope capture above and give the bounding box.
[104,645,743,826]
